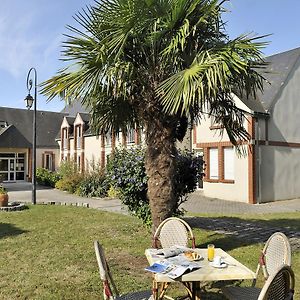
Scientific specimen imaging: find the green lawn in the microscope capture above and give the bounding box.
[0,206,298,299]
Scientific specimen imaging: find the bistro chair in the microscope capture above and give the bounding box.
[222,264,295,300]
[152,218,196,300]
[252,232,291,286]
[94,241,152,300]
[152,217,196,249]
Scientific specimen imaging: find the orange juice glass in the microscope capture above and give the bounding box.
[207,244,215,261]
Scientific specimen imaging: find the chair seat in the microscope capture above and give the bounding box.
[116,290,152,300]
[221,286,261,300]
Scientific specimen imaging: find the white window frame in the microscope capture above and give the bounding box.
[209,148,218,180]
[224,147,234,180]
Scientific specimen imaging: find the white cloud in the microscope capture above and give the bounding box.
[0,5,41,77]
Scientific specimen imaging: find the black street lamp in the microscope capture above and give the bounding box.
[24,68,37,205]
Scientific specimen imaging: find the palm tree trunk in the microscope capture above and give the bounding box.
[144,116,177,231]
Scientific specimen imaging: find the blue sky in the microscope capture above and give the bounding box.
[0,0,300,112]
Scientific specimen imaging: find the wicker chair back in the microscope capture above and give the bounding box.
[258,264,295,300]
[257,232,291,281]
[94,241,152,300]
[153,217,195,249]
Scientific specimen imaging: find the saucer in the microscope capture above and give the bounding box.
[209,261,227,268]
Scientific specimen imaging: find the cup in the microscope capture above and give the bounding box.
[207,244,215,262]
[213,255,221,266]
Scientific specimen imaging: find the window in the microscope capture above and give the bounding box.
[209,148,218,179]
[76,126,82,149]
[62,128,68,149]
[224,147,234,180]
[44,153,53,171]
[127,127,135,144]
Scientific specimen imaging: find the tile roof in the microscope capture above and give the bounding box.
[240,47,300,114]
[60,99,90,116]
[0,107,66,148]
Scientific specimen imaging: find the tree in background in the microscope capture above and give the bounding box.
[41,0,267,229]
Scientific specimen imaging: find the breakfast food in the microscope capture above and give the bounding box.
[184,251,200,260]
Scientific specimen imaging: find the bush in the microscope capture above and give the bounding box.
[174,150,204,210]
[55,160,84,193]
[106,147,203,226]
[36,168,61,187]
[57,160,78,178]
[55,173,84,194]
[106,147,150,225]
[77,171,109,198]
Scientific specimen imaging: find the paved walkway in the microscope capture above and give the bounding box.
[4,183,300,251]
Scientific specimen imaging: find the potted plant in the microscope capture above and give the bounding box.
[0,185,8,207]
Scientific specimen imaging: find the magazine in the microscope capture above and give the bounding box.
[145,253,201,279]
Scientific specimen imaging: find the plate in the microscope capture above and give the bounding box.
[183,252,202,261]
[209,262,228,268]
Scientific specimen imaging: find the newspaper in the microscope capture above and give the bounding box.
[154,246,189,258]
[145,250,201,279]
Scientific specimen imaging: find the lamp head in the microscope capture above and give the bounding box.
[24,93,34,109]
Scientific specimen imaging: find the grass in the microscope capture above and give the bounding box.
[0,206,299,299]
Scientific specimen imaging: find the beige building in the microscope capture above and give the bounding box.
[193,47,300,204]
[0,107,64,182]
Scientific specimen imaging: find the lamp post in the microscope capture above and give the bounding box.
[24,68,37,205]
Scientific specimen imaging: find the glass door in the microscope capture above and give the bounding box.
[0,159,9,181]
[9,158,15,181]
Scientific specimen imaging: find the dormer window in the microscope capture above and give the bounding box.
[0,120,8,128]
[62,128,68,150]
[76,125,82,149]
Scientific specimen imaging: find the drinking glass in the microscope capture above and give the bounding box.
[207,244,215,261]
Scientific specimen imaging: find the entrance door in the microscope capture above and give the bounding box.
[9,158,15,181]
[0,153,25,182]
[0,158,16,182]
[0,159,9,181]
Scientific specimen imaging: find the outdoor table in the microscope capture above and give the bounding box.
[145,248,256,300]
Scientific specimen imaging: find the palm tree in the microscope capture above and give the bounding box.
[41,0,267,229]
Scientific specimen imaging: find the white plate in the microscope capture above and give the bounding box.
[209,262,228,268]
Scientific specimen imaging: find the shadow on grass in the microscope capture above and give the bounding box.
[0,223,28,239]
[186,216,300,251]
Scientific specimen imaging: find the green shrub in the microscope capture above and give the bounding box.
[77,171,109,198]
[174,150,204,210]
[106,147,150,225]
[57,160,78,178]
[106,147,204,226]
[55,173,84,193]
[36,168,61,187]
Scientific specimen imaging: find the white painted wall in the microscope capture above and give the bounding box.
[258,58,300,202]
[202,153,249,202]
[268,58,300,142]
[84,136,101,169]
[260,146,300,202]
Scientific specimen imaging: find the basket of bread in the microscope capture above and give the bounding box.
[184,250,201,261]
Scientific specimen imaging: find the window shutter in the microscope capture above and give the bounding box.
[52,153,55,171]
[42,153,45,169]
